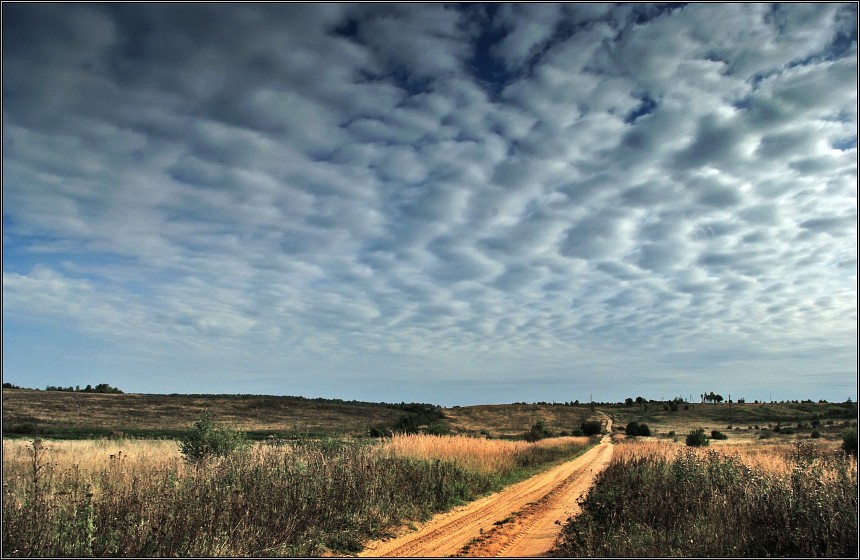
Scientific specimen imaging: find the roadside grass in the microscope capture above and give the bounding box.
[551,439,858,557]
[2,434,593,557]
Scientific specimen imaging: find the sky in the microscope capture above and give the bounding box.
[2,3,857,406]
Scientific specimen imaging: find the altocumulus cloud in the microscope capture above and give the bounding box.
[2,3,856,404]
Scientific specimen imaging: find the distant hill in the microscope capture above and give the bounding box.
[1,389,602,439]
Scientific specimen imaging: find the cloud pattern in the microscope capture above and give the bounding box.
[3,3,856,403]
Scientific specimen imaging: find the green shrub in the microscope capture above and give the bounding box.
[179,412,248,464]
[426,421,453,436]
[580,420,602,436]
[624,422,651,437]
[686,428,709,447]
[711,430,728,440]
[525,420,553,442]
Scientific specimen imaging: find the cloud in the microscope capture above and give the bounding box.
[2,3,856,403]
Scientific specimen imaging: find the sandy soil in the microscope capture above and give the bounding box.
[358,415,614,557]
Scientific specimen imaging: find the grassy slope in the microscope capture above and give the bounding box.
[1,389,410,438]
[600,401,857,443]
[442,403,602,438]
[3,389,854,441]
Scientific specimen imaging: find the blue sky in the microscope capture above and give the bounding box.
[2,3,857,405]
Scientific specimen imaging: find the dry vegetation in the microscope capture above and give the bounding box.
[552,439,858,557]
[442,402,601,437]
[382,434,591,475]
[2,434,592,557]
[1,389,409,437]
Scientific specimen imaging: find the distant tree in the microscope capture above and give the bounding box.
[625,397,634,407]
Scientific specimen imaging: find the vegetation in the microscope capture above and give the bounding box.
[44,384,124,394]
[624,421,651,437]
[2,434,592,557]
[685,428,709,447]
[843,428,857,457]
[552,441,858,557]
[178,412,248,464]
[580,420,603,436]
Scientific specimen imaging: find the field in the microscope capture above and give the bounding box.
[602,400,856,444]
[1,389,601,439]
[2,389,857,557]
[1,433,594,557]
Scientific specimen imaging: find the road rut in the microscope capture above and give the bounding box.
[358,416,613,557]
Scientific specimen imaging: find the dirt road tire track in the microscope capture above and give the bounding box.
[358,415,613,558]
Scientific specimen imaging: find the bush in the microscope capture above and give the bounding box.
[580,420,602,436]
[525,420,553,442]
[179,412,248,464]
[711,430,728,440]
[425,421,453,436]
[625,422,651,437]
[686,428,709,447]
[842,429,857,456]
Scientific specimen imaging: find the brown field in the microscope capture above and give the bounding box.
[1,389,415,436]
[442,403,602,437]
[2,389,606,439]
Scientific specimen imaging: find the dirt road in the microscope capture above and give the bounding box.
[358,415,614,557]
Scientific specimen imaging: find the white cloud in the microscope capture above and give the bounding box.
[3,3,856,403]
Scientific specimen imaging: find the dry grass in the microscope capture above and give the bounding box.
[1,389,410,436]
[382,434,590,475]
[2,434,594,556]
[554,439,858,557]
[442,403,599,438]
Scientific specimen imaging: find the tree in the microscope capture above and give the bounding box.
[624,397,634,407]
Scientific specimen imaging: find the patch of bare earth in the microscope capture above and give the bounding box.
[359,421,614,558]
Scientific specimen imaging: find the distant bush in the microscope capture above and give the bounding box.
[711,430,728,440]
[842,429,857,456]
[810,431,821,439]
[625,422,651,437]
[686,428,709,447]
[525,420,553,442]
[179,412,248,464]
[580,420,602,436]
[425,421,453,436]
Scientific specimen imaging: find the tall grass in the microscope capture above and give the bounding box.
[2,435,591,557]
[552,440,858,557]
[382,434,590,476]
